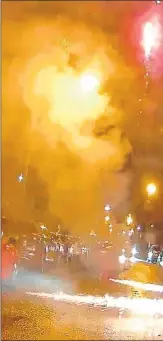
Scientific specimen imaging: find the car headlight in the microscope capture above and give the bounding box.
[119,254,126,264]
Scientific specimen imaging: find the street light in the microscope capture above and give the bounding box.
[40,224,47,231]
[105,215,110,222]
[18,173,24,183]
[146,182,157,197]
[105,204,111,212]
[90,230,96,236]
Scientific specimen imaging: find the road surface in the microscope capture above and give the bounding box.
[2,292,163,340]
[2,268,163,340]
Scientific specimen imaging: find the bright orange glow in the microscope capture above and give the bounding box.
[80,73,99,93]
[146,182,157,196]
[34,67,105,136]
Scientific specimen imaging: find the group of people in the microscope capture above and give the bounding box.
[18,233,85,272]
[2,230,111,286]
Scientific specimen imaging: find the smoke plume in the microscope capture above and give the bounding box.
[2,2,133,235]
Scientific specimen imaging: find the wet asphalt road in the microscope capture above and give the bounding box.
[2,267,163,340]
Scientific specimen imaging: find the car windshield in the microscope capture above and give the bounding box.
[2,1,163,340]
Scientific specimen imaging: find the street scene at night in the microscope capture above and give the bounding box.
[2,1,163,340]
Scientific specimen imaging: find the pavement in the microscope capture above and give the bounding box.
[2,262,163,340]
[2,292,163,340]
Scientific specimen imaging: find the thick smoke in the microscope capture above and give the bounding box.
[2,2,133,235]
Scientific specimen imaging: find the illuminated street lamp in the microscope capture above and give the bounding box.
[105,215,110,222]
[18,173,24,183]
[105,204,111,212]
[126,213,133,226]
[90,230,96,236]
[80,73,99,93]
[146,182,157,197]
[40,224,47,231]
